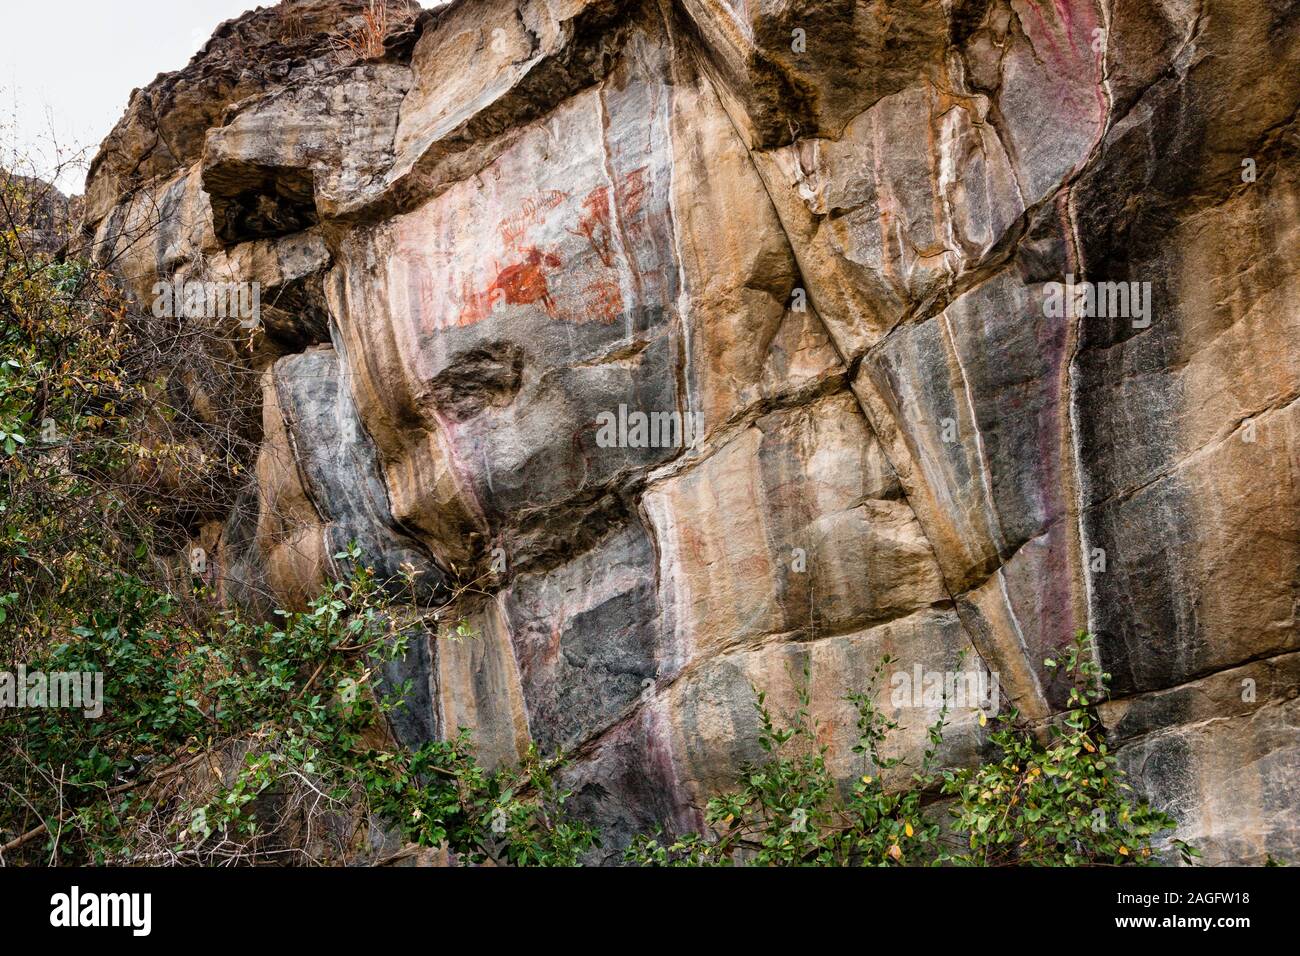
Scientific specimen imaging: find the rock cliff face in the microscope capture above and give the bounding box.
[84,0,1299,863]
[2,172,73,257]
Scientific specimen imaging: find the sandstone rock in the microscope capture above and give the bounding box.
[82,0,420,226]
[676,0,951,148]
[83,0,1300,863]
[1102,654,1300,863]
[202,64,413,243]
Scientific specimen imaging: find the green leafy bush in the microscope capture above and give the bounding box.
[942,635,1197,866]
[627,635,1191,867]
[1,551,596,865]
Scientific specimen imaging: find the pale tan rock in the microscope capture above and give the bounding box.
[663,608,987,800]
[643,392,948,662]
[434,601,533,770]
[255,363,332,608]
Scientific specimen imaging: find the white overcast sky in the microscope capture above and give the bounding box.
[1,1,268,193]
[0,2,447,195]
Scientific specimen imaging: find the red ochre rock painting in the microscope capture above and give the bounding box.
[443,166,653,329]
[458,247,564,325]
[571,167,649,268]
[499,189,570,251]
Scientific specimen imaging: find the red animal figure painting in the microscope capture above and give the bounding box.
[457,247,563,326]
[493,247,563,315]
